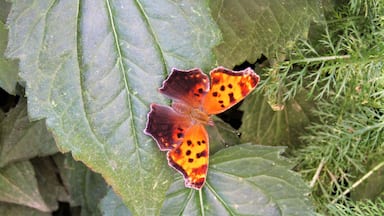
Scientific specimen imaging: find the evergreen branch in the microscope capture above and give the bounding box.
[328,198,384,215]
[331,160,384,204]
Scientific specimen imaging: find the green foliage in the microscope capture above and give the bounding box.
[0,20,18,95]
[1,0,382,215]
[0,160,51,211]
[0,98,58,167]
[255,0,384,213]
[0,203,50,216]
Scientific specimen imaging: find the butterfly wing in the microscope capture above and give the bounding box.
[159,68,210,108]
[203,67,260,115]
[144,104,192,150]
[168,124,209,189]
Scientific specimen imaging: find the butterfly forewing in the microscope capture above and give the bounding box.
[203,67,260,115]
[159,68,210,109]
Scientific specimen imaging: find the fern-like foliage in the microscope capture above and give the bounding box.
[327,198,384,216]
[259,0,384,213]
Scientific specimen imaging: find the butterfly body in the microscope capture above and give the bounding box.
[172,102,212,125]
[145,67,259,189]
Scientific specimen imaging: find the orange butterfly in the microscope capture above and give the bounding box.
[144,67,259,189]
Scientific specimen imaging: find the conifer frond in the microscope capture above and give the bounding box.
[260,0,384,212]
[327,198,384,216]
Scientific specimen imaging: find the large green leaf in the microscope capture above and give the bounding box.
[99,188,132,216]
[0,98,58,167]
[239,90,314,149]
[210,0,320,68]
[161,144,314,215]
[5,1,221,214]
[0,161,51,212]
[0,203,50,216]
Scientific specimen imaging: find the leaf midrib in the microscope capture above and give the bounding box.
[104,1,171,207]
[105,1,141,161]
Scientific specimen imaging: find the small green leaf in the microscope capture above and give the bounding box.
[0,109,4,122]
[161,144,314,215]
[53,153,108,215]
[210,0,320,67]
[30,157,67,211]
[0,161,51,212]
[0,98,58,167]
[99,188,132,216]
[0,20,18,95]
[206,116,240,154]
[0,1,11,22]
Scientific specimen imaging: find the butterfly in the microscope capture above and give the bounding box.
[144,66,260,189]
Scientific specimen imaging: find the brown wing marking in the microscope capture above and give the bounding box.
[144,104,192,150]
[159,68,210,108]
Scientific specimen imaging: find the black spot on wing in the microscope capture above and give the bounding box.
[196,150,207,158]
[212,77,220,84]
[228,92,236,103]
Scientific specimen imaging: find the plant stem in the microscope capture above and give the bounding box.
[291,55,351,64]
[199,189,205,216]
[310,158,326,188]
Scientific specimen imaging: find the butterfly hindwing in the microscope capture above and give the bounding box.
[167,124,209,189]
[144,104,192,150]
